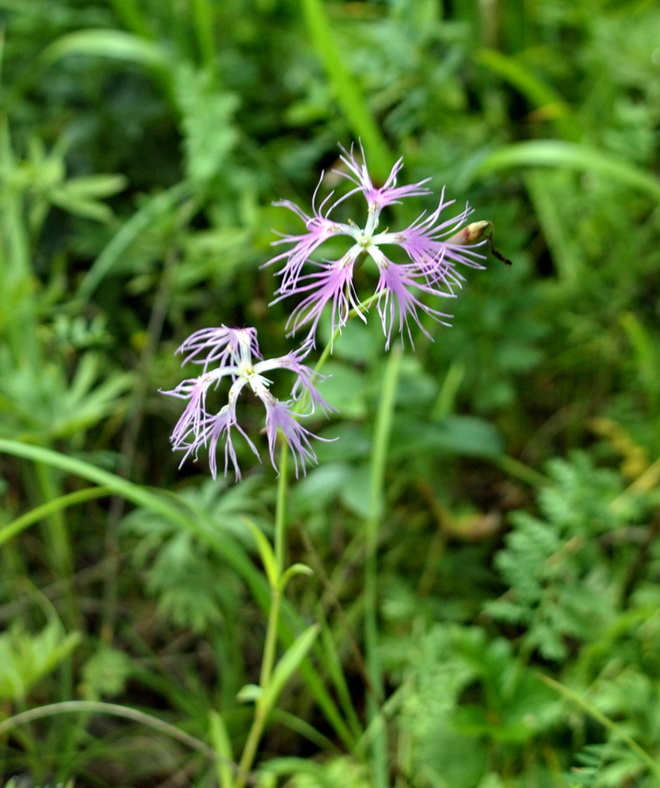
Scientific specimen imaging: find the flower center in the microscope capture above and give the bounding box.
[238,360,255,379]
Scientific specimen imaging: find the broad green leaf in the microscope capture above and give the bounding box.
[391,415,504,459]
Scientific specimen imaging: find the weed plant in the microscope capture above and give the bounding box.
[0,1,659,786]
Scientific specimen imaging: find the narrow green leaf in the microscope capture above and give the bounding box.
[318,619,364,740]
[0,440,357,750]
[58,174,128,199]
[109,0,154,39]
[76,181,193,300]
[619,312,659,411]
[245,519,279,588]
[262,625,319,718]
[236,683,263,704]
[48,196,113,222]
[476,49,581,141]
[470,140,660,201]
[301,0,392,178]
[0,439,266,600]
[40,29,170,72]
[0,486,113,548]
[292,652,357,750]
[278,562,314,593]
[523,169,579,282]
[0,700,218,760]
[208,710,236,788]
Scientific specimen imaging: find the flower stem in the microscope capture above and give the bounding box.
[259,447,289,690]
[235,430,290,787]
[365,344,402,788]
[313,291,380,375]
[235,291,384,784]
[235,698,269,788]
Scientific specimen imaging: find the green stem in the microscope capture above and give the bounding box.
[0,700,220,761]
[0,486,113,548]
[273,443,289,573]
[192,0,217,72]
[313,292,380,375]
[364,345,403,788]
[539,674,660,780]
[235,701,268,788]
[235,428,291,787]
[260,440,290,691]
[235,291,384,785]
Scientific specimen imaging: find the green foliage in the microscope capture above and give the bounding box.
[122,477,269,633]
[387,623,562,787]
[258,754,372,787]
[81,645,133,701]
[0,0,659,785]
[174,63,240,185]
[0,621,80,703]
[486,452,648,661]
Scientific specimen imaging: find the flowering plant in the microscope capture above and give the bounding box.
[267,143,486,348]
[161,326,334,479]
[160,143,494,786]
[164,144,488,481]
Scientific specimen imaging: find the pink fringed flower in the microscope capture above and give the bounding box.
[161,327,333,479]
[266,143,487,348]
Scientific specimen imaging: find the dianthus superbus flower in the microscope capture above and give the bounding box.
[161,326,333,480]
[266,143,487,348]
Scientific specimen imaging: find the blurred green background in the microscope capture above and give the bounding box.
[0,0,659,785]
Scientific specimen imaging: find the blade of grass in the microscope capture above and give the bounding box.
[0,486,113,547]
[619,312,659,420]
[475,49,582,141]
[192,0,217,73]
[468,140,660,201]
[109,0,154,39]
[0,437,267,601]
[38,29,176,107]
[0,439,356,749]
[301,0,392,178]
[76,181,193,301]
[0,701,221,762]
[40,29,170,72]
[539,673,660,780]
[524,169,581,283]
[208,710,236,788]
[318,617,364,741]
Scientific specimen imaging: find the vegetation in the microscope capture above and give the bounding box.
[1,0,659,785]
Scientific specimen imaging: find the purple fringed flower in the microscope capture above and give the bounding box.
[265,142,487,348]
[161,327,334,480]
